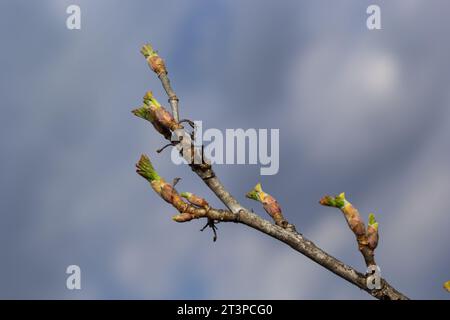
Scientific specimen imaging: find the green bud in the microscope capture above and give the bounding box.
[180,192,192,199]
[246,183,262,201]
[140,44,158,59]
[143,91,161,108]
[444,281,450,292]
[135,154,161,182]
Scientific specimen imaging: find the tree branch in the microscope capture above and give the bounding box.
[134,43,409,300]
[320,193,379,268]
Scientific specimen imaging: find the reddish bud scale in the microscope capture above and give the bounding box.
[147,55,166,75]
[261,195,286,227]
[342,204,366,237]
[319,193,380,267]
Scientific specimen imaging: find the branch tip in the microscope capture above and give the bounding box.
[180,192,191,198]
[133,42,409,300]
[246,183,262,201]
[246,183,288,228]
[143,91,161,108]
[319,192,346,208]
[368,213,378,230]
[132,105,151,120]
[444,281,450,292]
[172,212,192,223]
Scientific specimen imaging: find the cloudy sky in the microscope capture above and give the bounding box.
[0,0,449,299]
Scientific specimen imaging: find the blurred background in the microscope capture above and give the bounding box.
[0,0,449,299]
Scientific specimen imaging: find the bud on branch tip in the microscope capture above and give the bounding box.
[131,105,151,120]
[143,91,161,108]
[319,192,346,208]
[246,183,262,201]
[172,212,192,223]
[141,43,167,75]
[368,212,378,231]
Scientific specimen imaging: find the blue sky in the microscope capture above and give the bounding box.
[0,0,449,299]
